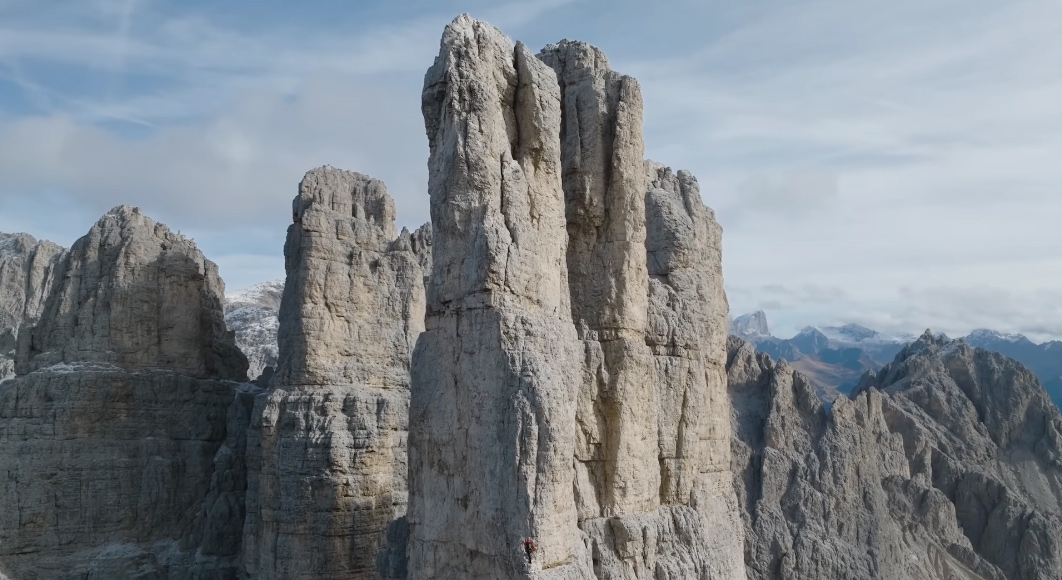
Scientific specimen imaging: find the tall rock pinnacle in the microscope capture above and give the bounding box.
[538,38,659,518]
[242,167,428,580]
[409,15,744,579]
[410,15,583,578]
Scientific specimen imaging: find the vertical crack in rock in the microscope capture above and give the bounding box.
[242,167,428,580]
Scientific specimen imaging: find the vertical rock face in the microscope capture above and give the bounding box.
[0,206,251,579]
[242,166,427,580]
[0,233,64,381]
[409,15,743,580]
[730,332,1062,580]
[538,39,659,520]
[641,162,745,578]
[410,17,583,578]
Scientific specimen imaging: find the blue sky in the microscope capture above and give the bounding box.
[1,0,1061,341]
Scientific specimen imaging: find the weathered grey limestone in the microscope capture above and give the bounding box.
[0,232,64,382]
[538,39,660,521]
[408,15,744,580]
[543,36,744,580]
[0,206,250,579]
[730,332,1062,580]
[641,162,745,578]
[410,14,585,578]
[242,167,427,580]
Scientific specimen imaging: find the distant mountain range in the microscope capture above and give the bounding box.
[729,310,1062,408]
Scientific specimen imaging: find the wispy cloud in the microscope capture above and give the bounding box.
[0,0,580,288]
[0,0,1058,339]
[615,0,1062,339]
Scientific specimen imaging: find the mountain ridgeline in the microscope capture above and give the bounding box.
[1,14,1060,580]
[730,310,1062,409]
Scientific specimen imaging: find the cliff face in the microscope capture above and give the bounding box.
[407,15,743,579]
[0,233,64,381]
[729,332,1062,580]
[642,162,742,577]
[0,206,251,579]
[241,167,428,580]
[16,208,247,380]
[409,20,582,578]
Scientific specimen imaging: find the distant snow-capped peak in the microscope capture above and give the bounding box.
[964,328,1028,344]
[815,324,914,347]
[225,279,284,311]
[729,310,770,339]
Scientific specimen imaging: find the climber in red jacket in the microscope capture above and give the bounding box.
[522,538,537,564]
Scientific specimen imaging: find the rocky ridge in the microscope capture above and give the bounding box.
[730,311,1062,410]
[729,331,1062,579]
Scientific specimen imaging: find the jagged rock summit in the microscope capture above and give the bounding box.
[408,15,743,579]
[963,328,1062,409]
[729,330,1062,580]
[0,205,252,579]
[17,206,248,379]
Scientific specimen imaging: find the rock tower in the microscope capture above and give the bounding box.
[242,167,428,580]
[407,15,744,579]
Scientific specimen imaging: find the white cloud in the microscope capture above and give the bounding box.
[622,0,1062,340]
